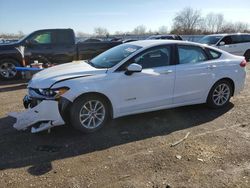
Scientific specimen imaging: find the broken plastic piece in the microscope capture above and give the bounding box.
[9,100,65,133]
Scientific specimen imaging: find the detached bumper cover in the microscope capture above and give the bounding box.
[9,100,65,133]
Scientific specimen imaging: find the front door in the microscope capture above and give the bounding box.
[24,31,54,65]
[111,45,176,116]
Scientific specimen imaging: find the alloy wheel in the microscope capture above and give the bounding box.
[0,62,17,79]
[212,83,230,106]
[79,100,106,129]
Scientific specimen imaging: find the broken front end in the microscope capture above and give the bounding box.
[9,87,72,133]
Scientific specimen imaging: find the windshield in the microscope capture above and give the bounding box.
[199,35,223,45]
[90,44,142,68]
[18,34,29,43]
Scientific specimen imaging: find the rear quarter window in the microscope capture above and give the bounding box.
[207,48,222,59]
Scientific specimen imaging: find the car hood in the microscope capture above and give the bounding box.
[29,61,107,88]
[0,42,19,50]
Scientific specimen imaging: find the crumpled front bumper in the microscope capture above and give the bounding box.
[8,100,65,133]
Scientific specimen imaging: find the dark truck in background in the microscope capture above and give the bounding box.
[0,28,122,80]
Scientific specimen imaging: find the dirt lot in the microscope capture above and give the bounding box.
[0,66,250,188]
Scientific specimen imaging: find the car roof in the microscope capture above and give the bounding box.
[149,34,176,37]
[207,33,250,37]
[128,40,203,48]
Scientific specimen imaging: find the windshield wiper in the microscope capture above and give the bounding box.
[86,60,109,69]
[86,60,96,68]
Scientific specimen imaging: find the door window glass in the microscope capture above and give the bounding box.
[178,45,208,64]
[133,46,171,69]
[31,32,52,44]
[221,36,233,45]
[242,35,250,43]
[54,31,74,44]
[232,35,243,44]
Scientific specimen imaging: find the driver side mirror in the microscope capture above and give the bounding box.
[125,63,142,75]
[218,41,225,46]
[25,39,32,46]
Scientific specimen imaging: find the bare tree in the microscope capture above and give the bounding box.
[17,30,25,38]
[76,31,92,37]
[158,26,168,34]
[132,25,147,35]
[94,27,109,37]
[204,13,224,33]
[171,7,203,34]
[114,31,125,35]
[234,22,249,32]
[220,22,249,33]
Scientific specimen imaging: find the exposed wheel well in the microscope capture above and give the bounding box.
[244,49,250,61]
[213,78,235,96]
[244,49,250,55]
[0,57,22,66]
[73,92,114,118]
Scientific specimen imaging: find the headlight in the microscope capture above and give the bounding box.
[38,87,69,99]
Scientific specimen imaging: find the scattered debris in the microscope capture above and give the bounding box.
[119,175,131,180]
[240,124,248,128]
[120,131,129,135]
[166,184,171,188]
[197,158,204,162]
[170,132,190,147]
[176,155,182,159]
[36,145,62,153]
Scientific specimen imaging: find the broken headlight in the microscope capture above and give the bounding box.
[38,87,69,99]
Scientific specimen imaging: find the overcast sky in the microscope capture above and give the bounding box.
[0,0,249,34]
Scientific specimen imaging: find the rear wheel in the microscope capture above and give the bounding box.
[207,80,232,108]
[0,59,21,80]
[70,95,110,133]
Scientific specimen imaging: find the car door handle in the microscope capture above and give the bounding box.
[207,65,217,69]
[161,70,173,74]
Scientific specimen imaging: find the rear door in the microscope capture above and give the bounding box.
[174,45,215,104]
[51,30,76,63]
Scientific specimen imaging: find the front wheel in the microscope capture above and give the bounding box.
[70,95,110,133]
[207,80,233,108]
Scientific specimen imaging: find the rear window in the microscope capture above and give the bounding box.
[242,35,250,43]
[207,48,221,59]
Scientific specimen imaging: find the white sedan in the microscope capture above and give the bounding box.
[10,40,247,133]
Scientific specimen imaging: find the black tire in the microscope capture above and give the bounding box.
[0,58,21,80]
[244,50,250,62]
[207,80,233,108]
[70,95,110,133]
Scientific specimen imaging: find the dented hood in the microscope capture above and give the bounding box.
[29,61,106,88]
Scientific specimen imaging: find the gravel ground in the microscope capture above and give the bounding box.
[0,66,249,188]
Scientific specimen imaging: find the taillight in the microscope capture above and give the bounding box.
[240,59,247,67]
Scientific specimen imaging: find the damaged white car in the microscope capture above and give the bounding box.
[10,40,247,133]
